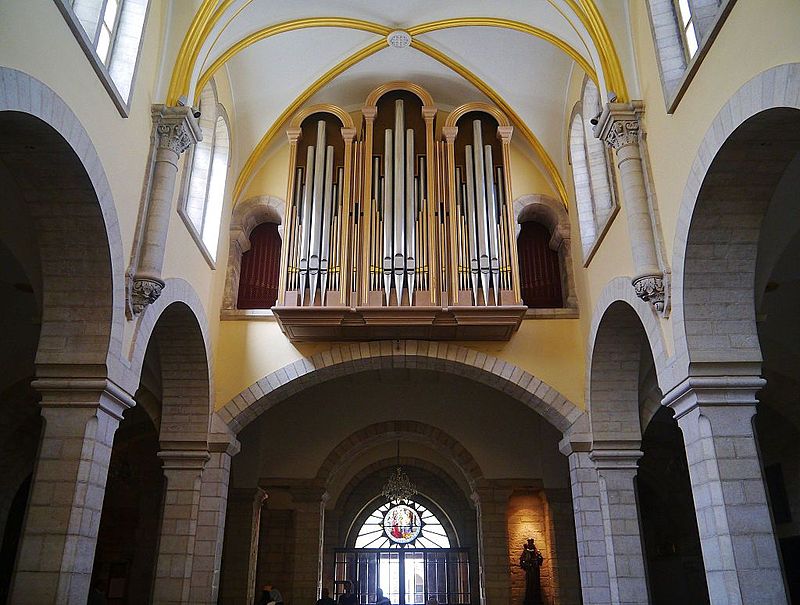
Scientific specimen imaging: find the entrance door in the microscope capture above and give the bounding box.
[334,549,470,605]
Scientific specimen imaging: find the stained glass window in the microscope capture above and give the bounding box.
[355,501,451,549]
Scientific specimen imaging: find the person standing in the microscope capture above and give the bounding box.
[375,587,391,605]
[317,587,336,605]
[257,583,284,605]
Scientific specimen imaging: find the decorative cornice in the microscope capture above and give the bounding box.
[151,105,202,155]
[632,274,665,312]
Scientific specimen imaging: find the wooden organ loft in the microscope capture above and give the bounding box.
[272,82,535,341]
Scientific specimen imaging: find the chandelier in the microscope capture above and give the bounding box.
[381,442,417,502]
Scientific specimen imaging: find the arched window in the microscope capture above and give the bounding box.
[354,500,451,549]
[518,221,563,308]
[63,0,150,103]
[180,80,230,261]
[569,77,617,262]
[237,222,281,309]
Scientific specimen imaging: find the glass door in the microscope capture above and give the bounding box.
[334,549,470,605]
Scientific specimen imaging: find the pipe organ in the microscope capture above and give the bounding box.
[274,84,526,341]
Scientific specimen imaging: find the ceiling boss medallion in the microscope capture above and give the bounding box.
[386,30,412,49]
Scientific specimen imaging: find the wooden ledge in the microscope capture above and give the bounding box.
[271,305,528,342]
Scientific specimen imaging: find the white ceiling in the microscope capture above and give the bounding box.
[185,0,620,193]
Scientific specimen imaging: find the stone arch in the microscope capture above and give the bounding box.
[315,421,484,493]
[126,278,213,442]
[587,277,669,443]
[514,193,578,308]
[0,67,126,382]
[671,63,800,386]
[218,341,583,435]
[223,195,285,309]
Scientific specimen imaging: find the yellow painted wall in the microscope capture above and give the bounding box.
[213,319,586,410]
[242,144,291,202]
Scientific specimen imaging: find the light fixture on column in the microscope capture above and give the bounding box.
[381,441,417,503]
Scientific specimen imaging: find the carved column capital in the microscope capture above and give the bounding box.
[362,106,378,121]
[496,125,514,143]
[286,127,302,144]
[130,275,165,316]
[594,102,641,151]
[442,126,458,143]
[151,105,202,155]
[421,105,438,121]
[632,273,665,311]
[340,127,356,143]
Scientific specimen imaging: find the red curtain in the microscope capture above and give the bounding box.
[518,221,563,308]
[237,222,281,309]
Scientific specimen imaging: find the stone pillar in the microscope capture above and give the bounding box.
[189,431,240,604]
[591,448,649,605]
[130,105,201,315]
[152,448,209,604]
[220,487,268,604]
[560,436,612,605]
[10,377,134,605]
[473,483,512,605]
[665,376,789,605]
[595,103,665,312]
[543,488,582,605]
[290,486,327,603]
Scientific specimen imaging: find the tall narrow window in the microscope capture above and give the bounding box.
[518,221,563,308]
[674,0,699,59]
[64,0,150,103]
[569,77,617,263]
[238,223,281,309]
[181,80,230,261]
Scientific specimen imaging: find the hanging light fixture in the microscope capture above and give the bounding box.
[381,441,417,503]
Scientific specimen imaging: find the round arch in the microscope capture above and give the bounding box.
[126,278,213,442]
[316,421,484,495]
[290,103,354,130]
[0,67,126,382]
[218,341,583,435]
[364,81,435,109]
[670,63,800,386]
[444,102,510,129]
[223,195,285,310]
[586,277,669,441]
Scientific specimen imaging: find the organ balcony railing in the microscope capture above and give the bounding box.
[272,82,527,341]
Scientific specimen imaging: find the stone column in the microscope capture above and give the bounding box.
[10,377,134,605]
[219,487,268,604]
[595,103,665,312]
[290,486,327,603]
[591,448,649,605]
[473,483,512,605]
[189,431,240,604]
[130,105,201,315]
[151,448,209,604]
[560,436,612,605]
[665,376,789,605]
[543,488,582,605]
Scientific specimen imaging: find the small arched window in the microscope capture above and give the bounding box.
[237,222,281,309]
[518,221,563,308]
[569,77,617,262]
[181,80,230,261]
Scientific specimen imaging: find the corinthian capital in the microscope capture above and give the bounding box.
[594,102,641,151]
[151,105,202,155]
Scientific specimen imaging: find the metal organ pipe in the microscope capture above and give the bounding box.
[405,129,416,300]
[483,143,500,305]
[298,143,316,303]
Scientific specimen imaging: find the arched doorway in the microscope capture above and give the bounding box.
[588,297,708,604]
[220,364,581,605]
[672,67,800,601]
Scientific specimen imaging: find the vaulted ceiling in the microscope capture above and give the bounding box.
[166,1,635,204]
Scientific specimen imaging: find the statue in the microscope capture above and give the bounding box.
[518,538,544,605]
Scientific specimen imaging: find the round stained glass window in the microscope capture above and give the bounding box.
[383,504,422,544]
